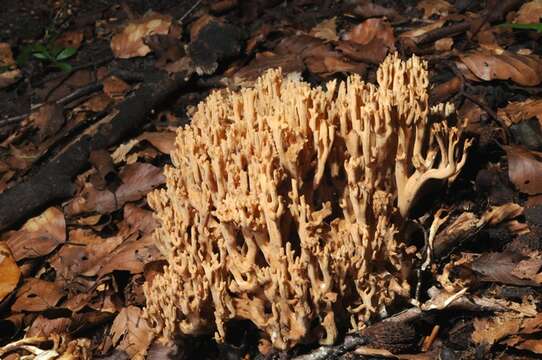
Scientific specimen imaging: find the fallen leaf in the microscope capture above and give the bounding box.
[434,37,453,51]
[111,139,141,164]
[275,35,366,77]
[0,43,21,89]
[232,52,305,87]
[37,69,94,103]
[110,306,154,360]
[0,43,16,67]
[103,76,130,100]
[473,313,523,345]
[89,149,118,191]
[27,315,72,337]
[336,39,390,64]
[400,20,446,41]
[111,12,172,59]
[50,229,125,286]
[97,233,161,277]
[139,131,176,155]
[76,93,113,112]
[351,2,399,20]
[430,76,461,104]
[0,242,20,302]
[504,145,542,194]
[66,162,165,215]
[11,278,65,312]
[28,103,65,142]
[506,337,542,354]
[417,0,453,19]
[342,18,395,50]
[514,0,542,24]
[310,17,338,42]
[473,312,542,354]
[123,204,158,235]
[470,251,542,286]
[0,69,21,89]
[458,49,542,86]
[3,207,66,261]
[499,99,542,127]
[54,31,84,49]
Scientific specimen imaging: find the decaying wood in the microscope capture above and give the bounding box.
[0,72,191,231]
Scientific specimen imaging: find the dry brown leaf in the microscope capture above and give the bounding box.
[50,229,125,286]
[65,162,165,215]
[26,315,72,337]
[0,242,20,302]
[310,17,338,42]
[110,306,154,360]
[111,139,141,164]
[506,337,542,354]
[351,2,399,20]
[123,204,158,235]
[514,0,542,24]
[138,131,176,155]
[336,38,390,64]
[434,37,453,51]
[111,12,172,59]
[3,207,66,261]
[504,145,542,194]
[0,43,21,89]
[343,18,395,50]
[472,313,523,345]
[417,0,453,19]
[103,76,130,100]
[306,54,367,78]
[470,251,542,286]
[11,278,65,312]
[28,103,65,142]
[399,20,446,41]
[273,35,367,77]
[97,233,161,277]
[498,99,542,127]
[474,313,542,354]
[0,42,16,67]
[76,93,113,112]
[54,30,84,49]
[232,52,304,87]
[458,50,542,86]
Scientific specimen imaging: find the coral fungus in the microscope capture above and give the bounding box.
[144,53,472,349]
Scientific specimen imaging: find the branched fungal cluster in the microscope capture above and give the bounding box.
[144,54,472,349]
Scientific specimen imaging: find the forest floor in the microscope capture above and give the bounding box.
[0,0,542,359]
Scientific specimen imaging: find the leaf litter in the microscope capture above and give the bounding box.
[1,0,542,359]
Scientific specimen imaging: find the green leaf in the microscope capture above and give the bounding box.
[55,47,77,61]
[53,61,72,72]
[32,52,51,60]
[499,22,542,32]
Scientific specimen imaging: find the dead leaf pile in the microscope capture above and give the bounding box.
[457,49,542,86]
[111,12,173,59]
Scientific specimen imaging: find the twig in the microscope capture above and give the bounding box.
[292,335,366,360]
[445,61,510,141]
[32,55,113,89]
[0,83,103,128]
[416,0,523,46]
[178,0,203,24]
[416,21,471,45]
[0,72,192,231]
